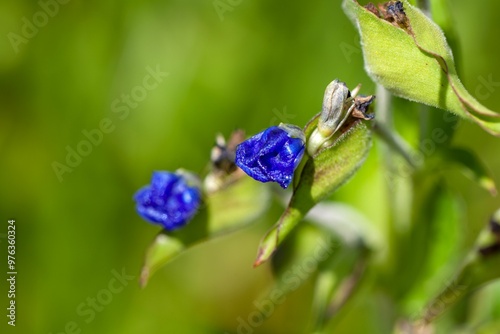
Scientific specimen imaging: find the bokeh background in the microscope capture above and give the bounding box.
[1,0,500,333]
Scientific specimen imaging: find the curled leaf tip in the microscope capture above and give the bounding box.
[253,256,264,268]
[254,223,283,267]
[254,247,274,267]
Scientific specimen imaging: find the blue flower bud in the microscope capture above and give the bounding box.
[235,123,305,189]
[133,170,202,230]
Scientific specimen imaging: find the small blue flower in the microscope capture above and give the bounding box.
[235,124,305,189]
[134,170,202,230]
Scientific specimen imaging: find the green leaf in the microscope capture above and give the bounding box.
[416,209,500,324]
[140,176,271,287]
[254,120,372,266]
[342,0,500,136]
[401,185,464,315]
[417,247,500,325]
[440,147,498,196]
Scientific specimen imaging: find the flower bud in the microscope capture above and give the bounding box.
[317,79,351,137]
[308,80,374,156]
[235,123,306,189]
[133,170,202,230]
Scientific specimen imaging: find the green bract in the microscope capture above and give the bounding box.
[343,0,500,136]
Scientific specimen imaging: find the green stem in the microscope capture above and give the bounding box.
[372,121,421,169]
[375,84,401,276]
[375,85,397,276]
[375,83,392,126]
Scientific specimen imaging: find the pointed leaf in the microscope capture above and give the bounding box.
[343,0,500,136]
[140,176,270,287]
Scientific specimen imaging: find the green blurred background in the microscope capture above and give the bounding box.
[1,0,500,333]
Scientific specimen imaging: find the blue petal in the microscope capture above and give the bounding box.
[133,171,201,230]
[235,125,305,189]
